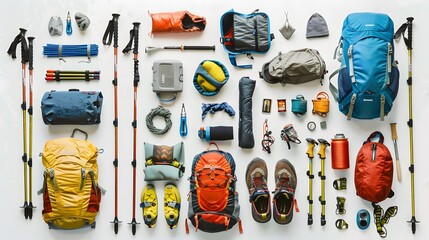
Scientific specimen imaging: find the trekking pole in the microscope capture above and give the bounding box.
[123,22,141,235]
[318,138,330,226]
[395,16,418,234]
[390,123,402,182]
[103,13,121,234]
[8,28,29,219]
[306,138,318,226]
[145,45,215,53]
[406,17,418,234]
[27,36,35,219]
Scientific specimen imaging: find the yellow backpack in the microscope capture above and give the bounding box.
[38,129,103,229]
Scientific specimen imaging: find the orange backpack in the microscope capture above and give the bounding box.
[354,131,394,203]
[186,142,242,233]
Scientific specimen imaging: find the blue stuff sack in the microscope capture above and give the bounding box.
[41,90,103,125]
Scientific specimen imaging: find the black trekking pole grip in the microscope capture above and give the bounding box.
[183,45,216,51]
[132,22,140,54]
[28,37,34,70]
[112,13,120,48]
[407,17,414,50]
[133,59,139,87]
[19,28,27,64]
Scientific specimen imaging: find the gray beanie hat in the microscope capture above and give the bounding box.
[306,13,329,38]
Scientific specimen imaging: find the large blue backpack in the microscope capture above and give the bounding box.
[329,13,399,120]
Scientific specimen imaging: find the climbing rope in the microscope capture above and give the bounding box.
[146,106,172,135]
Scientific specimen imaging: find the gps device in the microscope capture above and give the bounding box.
[152,60,183,102]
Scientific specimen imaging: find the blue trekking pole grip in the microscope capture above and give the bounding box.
[180,103,188,137]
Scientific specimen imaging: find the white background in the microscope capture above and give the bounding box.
[0,0,428,239]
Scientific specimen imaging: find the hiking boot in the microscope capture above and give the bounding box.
[245,157,271,223]
[164,183,181,229]
[141,184,158,228]
[273,159,297,224]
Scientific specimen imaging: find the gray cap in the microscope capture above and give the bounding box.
[48,16,63,36]
[306,13,329,38]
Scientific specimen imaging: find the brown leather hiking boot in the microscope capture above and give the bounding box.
[273,159,298,224]
[245,158,271,223]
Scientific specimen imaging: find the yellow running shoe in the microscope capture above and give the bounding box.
[140,184,158,228]
[164,183,181,229]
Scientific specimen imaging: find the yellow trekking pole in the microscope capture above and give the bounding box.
[318,138,330,226]
[395,16,418,234]
[7,28,29,219]
[306,138,318,226]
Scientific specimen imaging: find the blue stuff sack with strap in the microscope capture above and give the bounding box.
[220,9,274,69]
[329,13,399,120]
[41,89,103,125]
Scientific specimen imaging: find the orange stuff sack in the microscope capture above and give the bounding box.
[354,131,394,203]
[186,142,241,233]
[150,11,206,34]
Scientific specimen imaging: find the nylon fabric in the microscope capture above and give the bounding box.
[150,11,206,33]
[187,146,241,233]
[41,90,103,125]
[41,137,101,229]
[331,12,399,120]
[355,132,394,203]
[220,9,273,68]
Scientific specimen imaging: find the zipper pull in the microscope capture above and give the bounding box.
[49,169,58,191]
[80,168,86,190]
[371,144,377,161]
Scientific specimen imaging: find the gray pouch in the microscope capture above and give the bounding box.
[144,142,184,181]
[279,12,295,39]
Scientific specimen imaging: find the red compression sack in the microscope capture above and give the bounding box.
[354,131,394,203]
[150,11,206,34]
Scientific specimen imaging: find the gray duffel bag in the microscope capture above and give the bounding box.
[260,48,327,86]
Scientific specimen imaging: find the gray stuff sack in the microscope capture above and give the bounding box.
[260,48,327,86]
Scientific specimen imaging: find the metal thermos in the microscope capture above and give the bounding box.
[331,134,349,169]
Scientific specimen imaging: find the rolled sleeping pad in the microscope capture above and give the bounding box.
[198,126,233,141]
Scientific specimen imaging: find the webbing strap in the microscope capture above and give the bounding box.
[102,20,114,45]
[346,93,357,120]
[228,53,252,69]
[380,95,385,121]
[328,67,343,101]
[347,46,355,83]
[386,43,392,85]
